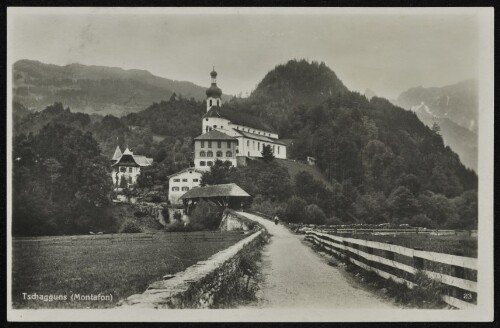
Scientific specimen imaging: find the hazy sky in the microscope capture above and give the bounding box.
[9,8,481,99]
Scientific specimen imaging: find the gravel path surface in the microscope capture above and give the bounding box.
[237,212,398,309]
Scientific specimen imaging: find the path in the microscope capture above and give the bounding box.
[237,212,397,309]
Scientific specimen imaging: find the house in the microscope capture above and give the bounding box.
[168,167,204,204]
[111,146,153,188]
[193,130,238,171]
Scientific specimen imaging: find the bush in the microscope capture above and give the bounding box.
[134,211,148,218]
[284,196,307,223]
[173,210,182,221]
[121,220,142,233]
[250,195,286,218]
[304,204,327,224]
[189,200,222,230]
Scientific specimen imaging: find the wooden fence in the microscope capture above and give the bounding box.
[319,228,476,236]
[306,230,477,310]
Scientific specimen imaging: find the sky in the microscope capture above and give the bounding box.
[8,8,482,99]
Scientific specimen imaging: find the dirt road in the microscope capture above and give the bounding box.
[237,212,397,309]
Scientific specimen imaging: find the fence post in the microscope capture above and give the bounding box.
[385,241,394,261]
[413,247,424,270]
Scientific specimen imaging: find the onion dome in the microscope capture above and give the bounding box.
[210,68,218,79]
[206,83,222,98]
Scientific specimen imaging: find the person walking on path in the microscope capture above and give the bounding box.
[273,214,279,225]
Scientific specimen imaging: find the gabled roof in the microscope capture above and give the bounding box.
[194,129,237,141]
[111,148,153,167]
[168,167,204,178]
[204,105,276,134]
[112,146,123,161]
[180,183,251,200]
[233,129,287,146]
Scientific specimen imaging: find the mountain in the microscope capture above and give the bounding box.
[393,80,478,171]
[394,79,478,132]
[13,60,231,117]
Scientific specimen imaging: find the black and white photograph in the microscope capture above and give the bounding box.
[6,7,494,322]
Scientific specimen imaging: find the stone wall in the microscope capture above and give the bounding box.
[219,210,255,231]
[118,229,264,309]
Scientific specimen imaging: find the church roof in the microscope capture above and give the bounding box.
[204,105,276,134]
[194,129,237,141]
[180,183,251,200]
[233,129,287,145]
[206,83,222,98]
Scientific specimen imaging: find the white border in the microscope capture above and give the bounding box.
[6,6,495,322]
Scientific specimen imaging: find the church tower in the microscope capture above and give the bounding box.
[205,67,222,112]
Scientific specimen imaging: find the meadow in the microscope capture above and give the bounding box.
[12,231,246,309]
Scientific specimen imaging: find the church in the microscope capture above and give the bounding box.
[168,68,287,203]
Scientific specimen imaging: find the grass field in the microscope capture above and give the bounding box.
[12,231,246,309]
[337,232,477,258]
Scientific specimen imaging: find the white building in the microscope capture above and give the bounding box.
[193,129,238,171]
[168,167,204,204]
[111,146,153,189]
[202,69,287,160]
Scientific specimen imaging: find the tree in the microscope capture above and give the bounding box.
[431,122,441,135]
[284,196,307,223]
[304,204,327,224]
[261,144,275,163]
[200,160,234,186]
[43,158,62,202]
[387,186,421,222]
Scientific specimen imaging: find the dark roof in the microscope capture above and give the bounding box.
[206,83,222,98]
[194,130,237,141]
[180,183,251,200]
[204,105,277,133]
[234,129,286,145]
[111,147,153,167]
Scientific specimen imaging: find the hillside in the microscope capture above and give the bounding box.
[13,59,231,117]
[393,79,478,171]
[275,158,333,190]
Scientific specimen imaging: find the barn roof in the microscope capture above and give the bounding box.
[180,183,251,200]
[194,130,237,141]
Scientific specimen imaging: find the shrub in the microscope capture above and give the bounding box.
[189,200,222,230]
[134,211,148,218]
[173,210,183,221]
[284,196,307,223]
[121,220,142,233]
[250,195,286,218]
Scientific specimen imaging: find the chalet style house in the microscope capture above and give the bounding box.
[111,146,153,189]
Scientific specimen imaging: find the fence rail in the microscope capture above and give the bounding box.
[318,228,477,236]
[306,230,477,309]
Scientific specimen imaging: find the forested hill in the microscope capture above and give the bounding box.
[13,59,230,117]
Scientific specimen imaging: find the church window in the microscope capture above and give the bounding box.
[173,178,180,182]
[248,152,250,156]
[209,100,212,106]
[236,149,239,154]
[200,161,206,166]
[227,141,231,148]
[221,126,223,129]
[253,141,255,149]
[217,141,221,148]
[226,151,232,157]
[201,141,205,148]
[193,179,199,182]
[253,130,255,133]
[216,151,223,157]
[207,161,213,167]
[206,118,209,121]
[258,142,260,150]
[247,140,249,147]
[182,179,188,182]
[182,187,189,191]
[277,146,280,154]
[208,141,212,148]
[206,126,209,132]
[236,127,239,130]
[200,151,206,157]
[128,176,133,184]
[207,151,213,157]
[172,187,179,191]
